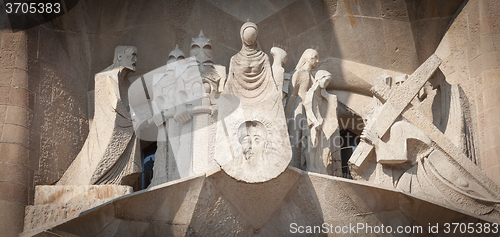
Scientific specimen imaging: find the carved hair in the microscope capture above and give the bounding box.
[314,70,332,83]
[295,48,318,71]
[101,46,136,72]
[112,46,136,66]
[270,47,287,65]
[237,120,267,144]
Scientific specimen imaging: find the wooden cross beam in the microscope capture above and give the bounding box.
[348,54,442,169]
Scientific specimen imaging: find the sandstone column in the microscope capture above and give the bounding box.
[0,28,35,236]
[469,1,500,186]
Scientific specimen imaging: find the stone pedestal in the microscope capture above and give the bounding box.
[21,185,132,236]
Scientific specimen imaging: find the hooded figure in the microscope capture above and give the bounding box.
[224,22,277,103]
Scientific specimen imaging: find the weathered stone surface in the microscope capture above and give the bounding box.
[1,1,500,236]
[25,168,499,237]
[23,198,112,235]
[34,185,132,205]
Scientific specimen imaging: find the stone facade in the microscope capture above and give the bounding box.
[0,0,499,236]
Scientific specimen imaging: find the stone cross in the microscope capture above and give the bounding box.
[349,54,441,169]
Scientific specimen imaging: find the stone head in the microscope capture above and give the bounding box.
[191,30,214,73]
[240,22,258,47]
[270,47,288,66]
[167,44,185,64]
[238,121,267,161]
[113,46,137,72]
[315,70,332,89]
[296,48,319,71]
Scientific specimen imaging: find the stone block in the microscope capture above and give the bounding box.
[0,182,29,205]
[0,33,24,51]
[12,68,29,90]
[482,145,500,168]
[382,19,419,73]
[5,105,32,128]
[0,143,30,165]
[0,86,10,104]
[8,86,35,111]
[468,52,489,78]
[480,0,500,17]
[483,125,500,150]
[408,0,463,21]
[0,50,16,69]
[379,0,409,21]
[0,69,13,86]
[483,104,500,128]
[1,124,29,148]
[355,17,388,68]
[332,15,368,63]
[23,198,112,233]
[485,164,500,187]
[34,185,132,205]
[0,162,33,188]
[49,202,116,237]
[483,87,500,110]
[0,104,6,124]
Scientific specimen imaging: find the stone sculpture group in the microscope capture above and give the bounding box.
[54,22,499,221]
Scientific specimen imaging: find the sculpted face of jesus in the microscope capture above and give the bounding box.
[238,121,267,161]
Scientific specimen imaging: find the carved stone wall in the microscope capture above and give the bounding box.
[436,0,500,185]
[1,0,500,236]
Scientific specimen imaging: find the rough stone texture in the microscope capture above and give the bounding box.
[434,0,500,186]
[0,0,499,236]
[23,198,112,236]
[34,185,133,205]
[23,168,500,237]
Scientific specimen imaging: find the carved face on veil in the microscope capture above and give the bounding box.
[238,121,267,161]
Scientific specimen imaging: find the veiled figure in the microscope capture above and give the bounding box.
[58,46,141,186]
[215,22,291,183]
[223,22,277,103]
[304,70,340,174]
[284,49,319,169]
